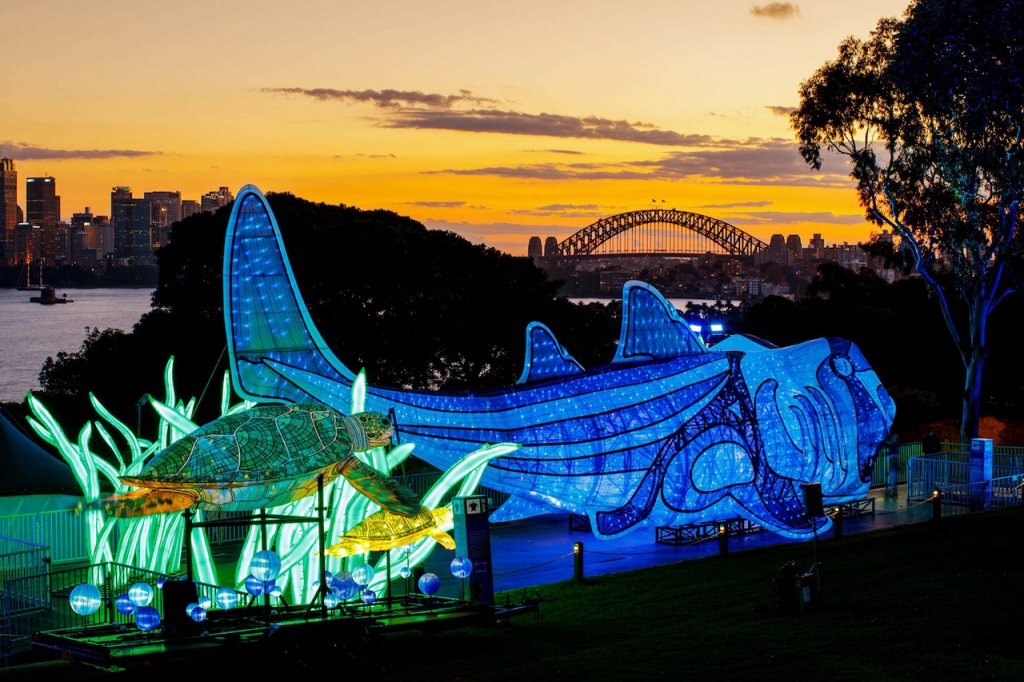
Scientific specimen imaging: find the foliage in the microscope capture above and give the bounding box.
[792,0,1024,440]
[26,357,508,605]
[26,357,219,581]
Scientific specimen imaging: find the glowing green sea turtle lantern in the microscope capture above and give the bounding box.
[94,403,420,518]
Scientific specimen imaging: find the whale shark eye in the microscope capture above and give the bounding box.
[830,354,854,378]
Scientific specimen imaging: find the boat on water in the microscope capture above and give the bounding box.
[15,260,45,291]
[29,286,73,305]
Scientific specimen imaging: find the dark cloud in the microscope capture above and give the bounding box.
[261,87,497,109]
[524,149,585,155]
[385,109,735,147]
[750,3,800,19]
[427,164,652,181]
[2,141,158,160]
[428,140,852,187]
[423,218,574,239]
[766,105,797,117]
[404,201,466,208]
[537,204,601,210]
[511,203,610,218]
[698,201,774,209]
[729,211,865,225]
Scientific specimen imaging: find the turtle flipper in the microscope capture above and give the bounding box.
[427,527,456,550]
[338,457,421,517]
[90,487,200,518]
[324,538,366,558]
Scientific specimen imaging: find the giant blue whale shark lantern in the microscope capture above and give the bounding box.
[224,185,895,539]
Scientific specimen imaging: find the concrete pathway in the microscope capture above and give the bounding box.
[419,485,934,595]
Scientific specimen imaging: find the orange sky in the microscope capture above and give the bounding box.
[0,0,910,255]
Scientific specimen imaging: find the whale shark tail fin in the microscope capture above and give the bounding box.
[224,185,356,405]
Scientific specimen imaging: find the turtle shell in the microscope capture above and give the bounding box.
[347,506,437,542]
[129,403,381,486]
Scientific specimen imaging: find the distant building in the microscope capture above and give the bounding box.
[181,199,201,220]
[70,208,103,265]
[528,236,542,258]
[544,236,559,257]
[809,233,825,259]
[12,223,38,266]
[114,198,152,264]
[599,269,630,293]
[26,176,60,265]
[110,186,132,218]
[0,157,17,264]
[144,191,182,249]
[201,186,233,212]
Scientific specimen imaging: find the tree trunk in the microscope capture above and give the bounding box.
[960,305,987,444]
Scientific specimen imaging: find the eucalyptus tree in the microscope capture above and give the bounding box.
[792,0,1024,440]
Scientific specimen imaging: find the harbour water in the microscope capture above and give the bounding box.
[0,291,738,403]
[0,288,155,402]
[569,297,743,309]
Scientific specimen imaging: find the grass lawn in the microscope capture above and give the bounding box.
[5,506,1023,680]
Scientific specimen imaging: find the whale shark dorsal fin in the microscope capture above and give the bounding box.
[612,281,708,363]
[517,322,585,384]
[224,185,356,404]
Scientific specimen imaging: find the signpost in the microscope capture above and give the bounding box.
[969,438,993,511]
[452,495,494,605]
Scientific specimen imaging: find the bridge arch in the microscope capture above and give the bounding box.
[556,209,766,257]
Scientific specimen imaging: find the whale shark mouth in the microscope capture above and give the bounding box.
[754,338,892,497]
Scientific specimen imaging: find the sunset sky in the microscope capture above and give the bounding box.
[1,0,910,255]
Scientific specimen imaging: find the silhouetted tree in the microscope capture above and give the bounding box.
[792,0,1024,440]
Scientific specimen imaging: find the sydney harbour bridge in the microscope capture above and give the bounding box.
[545,209,766,258]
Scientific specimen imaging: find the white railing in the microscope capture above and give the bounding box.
[0,509,88,565]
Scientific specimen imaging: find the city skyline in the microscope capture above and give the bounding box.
[1,1,909,255]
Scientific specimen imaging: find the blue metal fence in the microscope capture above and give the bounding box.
[1,559,245,663]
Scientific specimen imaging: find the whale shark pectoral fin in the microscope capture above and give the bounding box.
[737,475,831,538]
[224,186,356,404]
[592,439,678,537]
[488,494,560,522]
[517,322,586,384]
[613,281,708,363]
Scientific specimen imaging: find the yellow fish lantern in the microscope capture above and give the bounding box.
[325,506,455,558]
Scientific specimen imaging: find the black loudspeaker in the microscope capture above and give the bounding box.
[162,579,202,637]
[800,483,825,517]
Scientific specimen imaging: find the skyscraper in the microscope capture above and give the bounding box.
[0,158,17,264]
[114,198,152,264]
[70,208,93,265]
[26,176,60,265]
[110,186,132,218]
[144,191,182,249]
